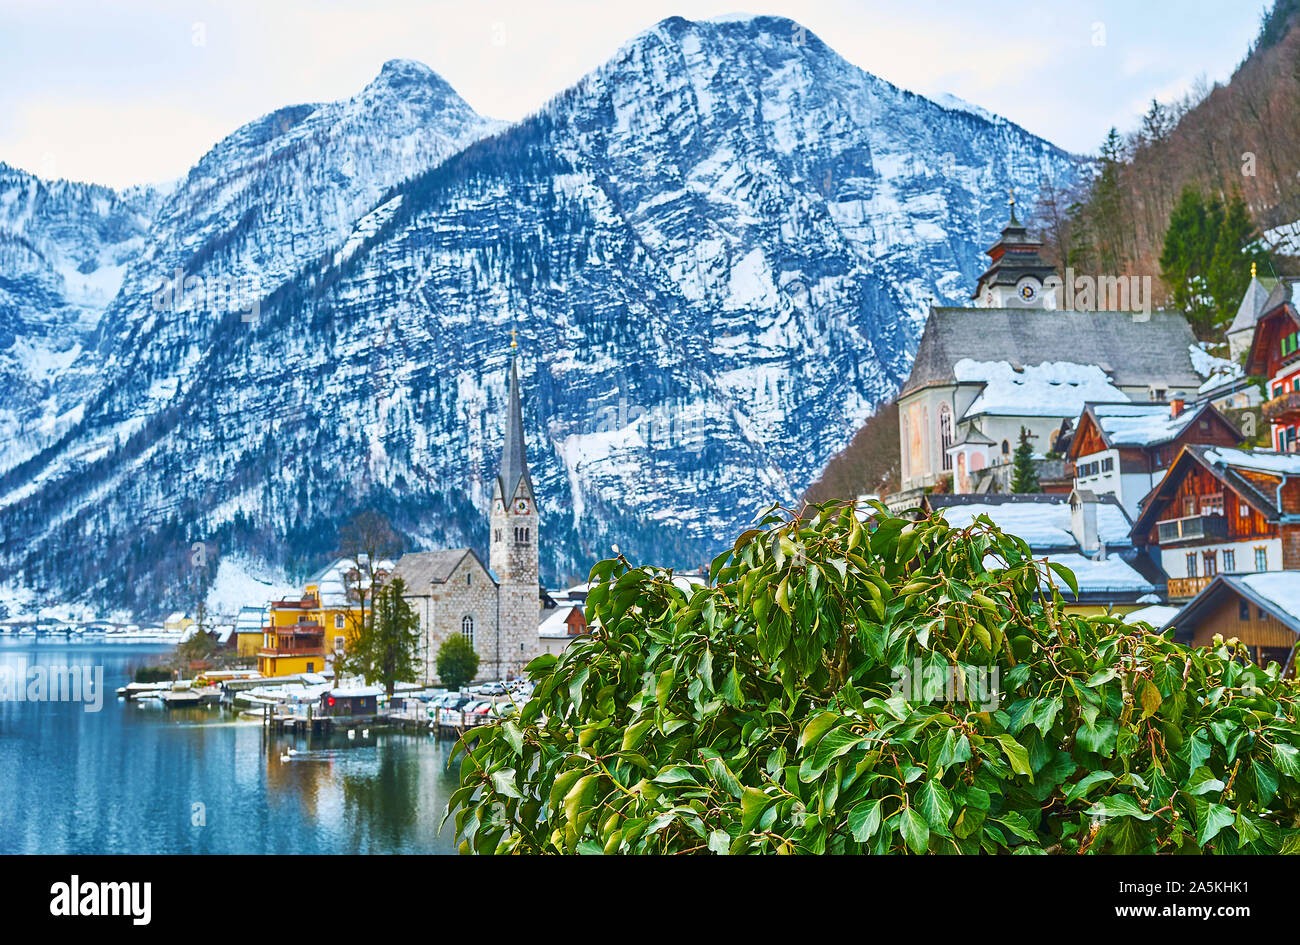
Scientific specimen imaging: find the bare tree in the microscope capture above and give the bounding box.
[332,510,401,688]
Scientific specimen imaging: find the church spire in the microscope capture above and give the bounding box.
[497,351,530,503]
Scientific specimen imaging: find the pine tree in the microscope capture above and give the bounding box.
[346,576,421,696]
[1010,427,1041,494]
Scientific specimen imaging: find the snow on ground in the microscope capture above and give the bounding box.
[204,556,297,618]
[1263,219,1300,256]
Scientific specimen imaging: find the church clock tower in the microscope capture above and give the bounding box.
[972,192,1058,308]
[489,341,540,678]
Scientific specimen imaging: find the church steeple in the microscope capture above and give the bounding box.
[971,193,1057,308]
[496,354,531,503]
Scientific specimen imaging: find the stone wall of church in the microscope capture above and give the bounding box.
[406,554,499,685]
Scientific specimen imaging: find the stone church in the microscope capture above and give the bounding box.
[393,352,546,684]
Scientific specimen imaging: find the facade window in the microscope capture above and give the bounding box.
[1001,440,1010,457]
[1185,553,1197,578]
[939,404,953,471]
[467,573,472,586]
[1239,599,1251,621]
[1239,500,1250,518]
[461,615,474,646]
[1202,550,1217,577]
[334,614,344,629]
[1255,547,1268,571]
[1101,456,1113,473]
[1222,549,1235,572]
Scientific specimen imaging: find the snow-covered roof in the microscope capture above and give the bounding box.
[1122,604,1179,628]
[307,556,397,608]
[1041,554,1158,594]
[326,685,384,698]
[1201,447,1300,476]
[1169,571,1300,640]
[234,605,268,632]
[1235,572,1300,624]
[1084,402,1200,449]
[954,359,1127,420]
[933,496,1133,551]
[539,605,583,638]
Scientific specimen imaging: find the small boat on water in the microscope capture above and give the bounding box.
[160,687,222,708]
[115,681,174,700]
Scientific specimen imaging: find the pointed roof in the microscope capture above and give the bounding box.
[970,201,1056,299]
[497,355,531,501]
[1226,274,1279,337]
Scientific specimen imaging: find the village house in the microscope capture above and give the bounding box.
[1163,571,1300,677]
[894,204,1207,505]
[1128,445,1300,601]
[1062,400,1242,518]
[923,491,1164,615]
[1245,277,1300,452]
[258,592,328,677]
[234,604,267,658]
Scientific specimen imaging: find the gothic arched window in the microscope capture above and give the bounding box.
[939,403,953,471]
[461,615,474,646]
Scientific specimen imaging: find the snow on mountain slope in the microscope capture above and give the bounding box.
[0,164,163,469]
[0,16,1078,617]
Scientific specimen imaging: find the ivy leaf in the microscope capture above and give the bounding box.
[1185,767,1226,796]
[1197,801,1236,846]
[847,798,883,842]
[995,734,1034,780]
[900,806,930,854]
[917,780,954,837]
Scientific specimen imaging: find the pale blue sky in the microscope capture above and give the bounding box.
[0,0,1268,189]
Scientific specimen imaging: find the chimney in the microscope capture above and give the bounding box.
[1071,490,1099,554]
[1170,398,1185,418]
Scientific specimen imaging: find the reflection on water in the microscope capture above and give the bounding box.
[0,638,461,853]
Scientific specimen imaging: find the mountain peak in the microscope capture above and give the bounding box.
[366,58,452,95]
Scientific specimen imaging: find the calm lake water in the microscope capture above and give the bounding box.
[0,638,462,854]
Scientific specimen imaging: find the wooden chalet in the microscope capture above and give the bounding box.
[1063,400,1241,518]
[1165,572,1300,677]
[1129,445,1300,601]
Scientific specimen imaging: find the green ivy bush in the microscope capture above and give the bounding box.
[448,503,1300,854]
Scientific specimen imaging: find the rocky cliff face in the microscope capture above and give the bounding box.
[0,15,1078,617]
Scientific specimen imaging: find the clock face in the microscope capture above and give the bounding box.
[514,498,529,514]
[1017,279,1039,303]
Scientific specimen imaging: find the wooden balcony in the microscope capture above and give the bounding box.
[1168,575,1213,600]
[1156,513,1228,544]
[1263,391,1300,424]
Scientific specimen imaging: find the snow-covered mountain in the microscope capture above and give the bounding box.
[0,15,1078,617]
[0,164,164,469]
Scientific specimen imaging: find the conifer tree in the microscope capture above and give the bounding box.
[1010,426,1040,494]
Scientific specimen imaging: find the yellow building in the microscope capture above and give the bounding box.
[256,593,326,678]
[164,611,194,634]
[234,605,267,659]
[253,558,392,678]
